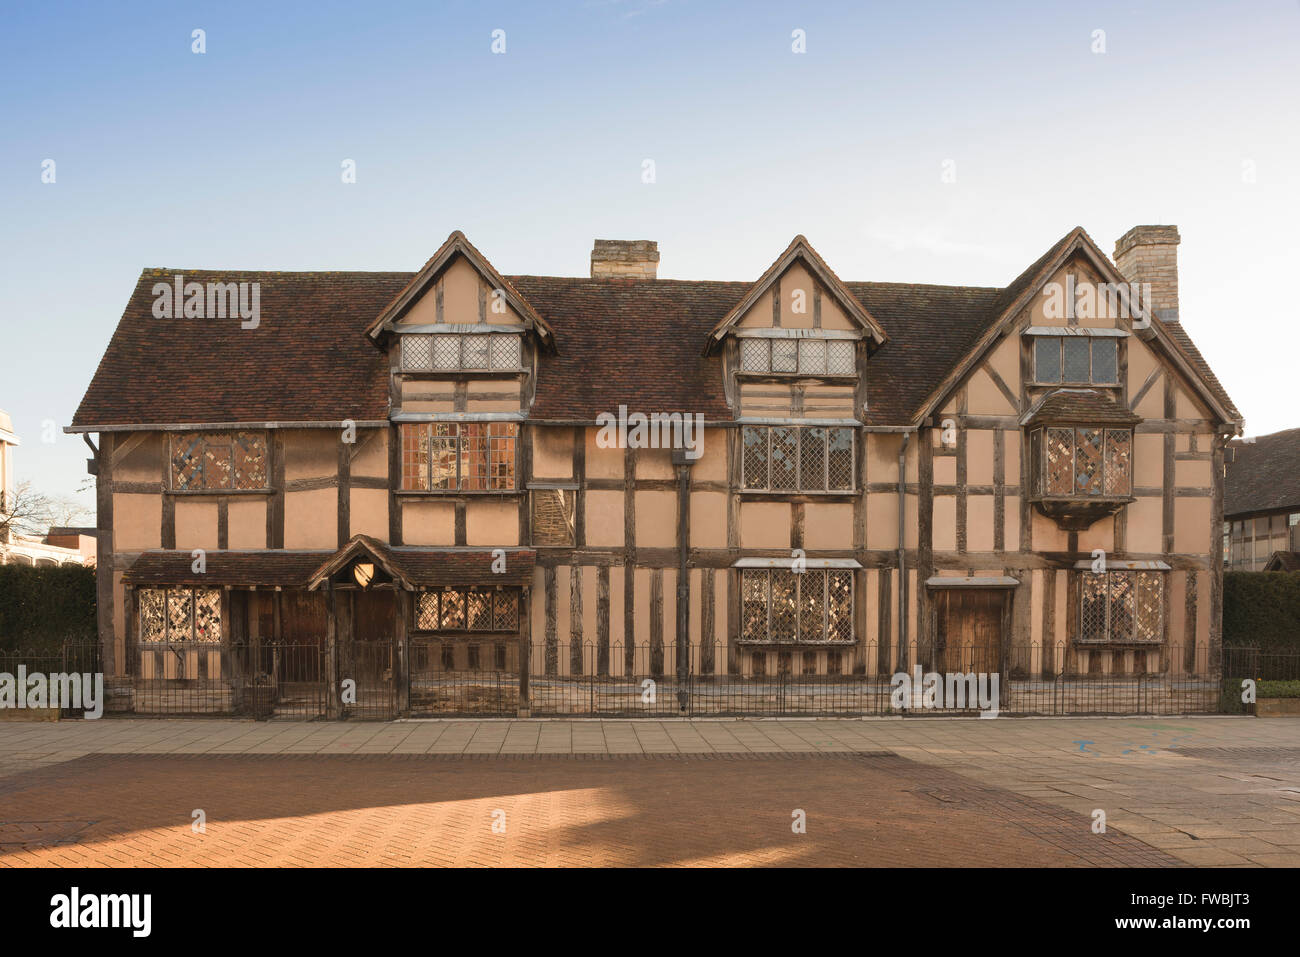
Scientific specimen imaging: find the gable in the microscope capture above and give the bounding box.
[705,235,887,354]
[396,254,527,328]
[915,231,1241,430]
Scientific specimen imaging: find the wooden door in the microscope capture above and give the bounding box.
[936,590,1003,675]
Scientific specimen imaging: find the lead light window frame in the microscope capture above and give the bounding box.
[1029,425,1132,499]
[742,425,855,492]
[739,337,856,376]
[401,333,522,372]
[170,432,268,491]
[138,587,222,643]
[1078,570,1163,643]
[401,422,517,491]
[415,589,520,633]
[740,568,854,644]
[1032,336,1119,386]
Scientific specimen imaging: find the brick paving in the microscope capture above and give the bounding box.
[0,715,1297,866]
[0,751,1176,867]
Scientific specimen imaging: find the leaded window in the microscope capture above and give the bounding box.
[171,432,268,491]
[400,422,517,491]
[414,589,521,633]
[1079,571,1163,643]
[739,568,854,643]
[401,333,522,372]
[1033,336,1119,385]
[138,587,222,643]
[1030,426,1131,498]
[741,426,855,492]
[738,337,856,376]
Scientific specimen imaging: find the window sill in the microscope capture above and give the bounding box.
[1028,381,1120,389]
[1072,639,1164,647]
[738,490,856,501]
[735,372,858,381]
[397,369,523,378]
[165,488,272,496]
[396,489,522,497]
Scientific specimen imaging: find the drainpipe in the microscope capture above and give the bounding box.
[674,452,693,713]
[897,431,911,673]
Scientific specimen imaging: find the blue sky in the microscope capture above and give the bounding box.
[2,0,1297,515]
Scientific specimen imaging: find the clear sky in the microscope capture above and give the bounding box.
[2,0,1297,516]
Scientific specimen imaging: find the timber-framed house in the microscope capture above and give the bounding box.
[70,224,1241,716]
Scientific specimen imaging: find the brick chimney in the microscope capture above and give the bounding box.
[591,240,658,279]
[1113,225,1180,322]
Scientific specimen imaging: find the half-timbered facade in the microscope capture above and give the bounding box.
[69,224,1241,716]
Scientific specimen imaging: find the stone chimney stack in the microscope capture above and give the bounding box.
[591,240,658,279]
[1114,225,1180,322]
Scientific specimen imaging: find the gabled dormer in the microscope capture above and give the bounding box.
[704,235,886,424]
[366,231,554,416]
[367,232,555,495]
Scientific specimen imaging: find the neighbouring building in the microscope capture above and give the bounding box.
[0,409,93,567]
[1224,427,1300,571]
[68,224,1241,717]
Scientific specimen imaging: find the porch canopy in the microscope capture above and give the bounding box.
[122,536,536,591]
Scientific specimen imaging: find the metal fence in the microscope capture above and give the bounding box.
[0,640,101,718]
[5,637,1296,720]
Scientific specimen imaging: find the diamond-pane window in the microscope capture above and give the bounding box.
[440,590,465,629]
[741,339,768,372]
[771,339,797,373]
[1045,428,1074,495]
[233,432,267,489]
[826,340,854,375]
[827,571,853,641]
[462,336,489,370]
[1104,430,1131,495]
[1035,337,1062,383]
[739,569,853,643]
[402,335,433,370]
[797,571,822,642]
[417,593,439,630]
[432,336,460,369]
[798,339,826,374]
[770,570,797,641]
[467,592,492,630]
[742,427,768,489]
[770,428,798,490]
[741,570,768,641]
[139,589,165,642]
[493,591,519,631]
[1075,428,1104,495]
[166,590,192,639]
[194,589,221,643]
[1134,572,1162,642]
[489,334,521,370]
[827,428,854,490]
[1080,572,1108,641]
[800,427,826,490]
[1079,571,1163,643]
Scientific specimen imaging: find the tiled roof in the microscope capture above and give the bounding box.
[122,547,536,589]
[1225,427,1300,517]
[71,234,1239,430]
[122,550,330,587]
[1264,551,1300,572]
[1022,389,1143,427]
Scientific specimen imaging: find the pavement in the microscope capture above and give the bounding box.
[0,715,1298,867]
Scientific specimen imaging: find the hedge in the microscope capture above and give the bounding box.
[0,563,97,651]
[1223,570,1300,654]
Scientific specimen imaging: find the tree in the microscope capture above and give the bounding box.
[0,481,91,541]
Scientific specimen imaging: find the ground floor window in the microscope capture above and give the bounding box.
[741,568,853,643]
[415,588,520,633]
[1079,570,1163,643]
[138,587,222,643]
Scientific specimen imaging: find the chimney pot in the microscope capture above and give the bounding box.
[591,239,658,279]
